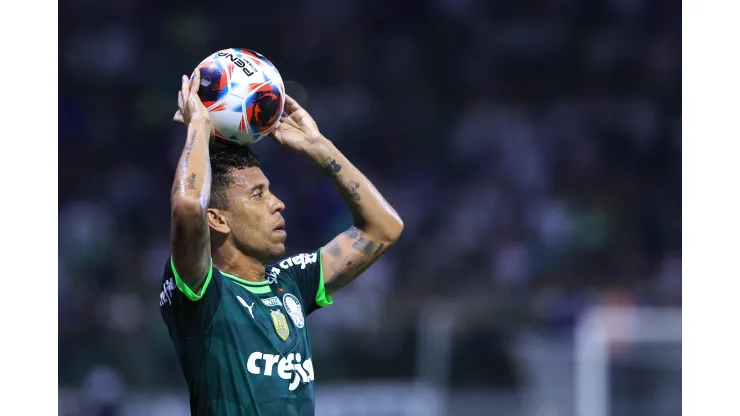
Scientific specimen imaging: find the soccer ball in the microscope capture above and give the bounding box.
[191,48,285,146]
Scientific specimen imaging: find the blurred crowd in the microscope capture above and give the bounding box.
[59,0,680,401]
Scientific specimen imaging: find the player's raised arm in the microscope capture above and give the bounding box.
[170,70,214,293]
[270,95,404,294]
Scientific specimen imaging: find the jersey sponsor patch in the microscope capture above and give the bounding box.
[160,278,175,306]
[265,252,318,283]
[283,293,305,328]
[246,352,315,391]
[279,252,318,270]
[262,296,282,307]
[270,309,290,341]
[266,266,280,283]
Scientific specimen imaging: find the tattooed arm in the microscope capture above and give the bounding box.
[170,70,214,292]
[319,141,406,289]
[311,140,404,293]
[270,95,404,294]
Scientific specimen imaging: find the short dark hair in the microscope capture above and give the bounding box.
[209,145,260,210]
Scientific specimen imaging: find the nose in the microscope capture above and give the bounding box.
[272,194,285,213]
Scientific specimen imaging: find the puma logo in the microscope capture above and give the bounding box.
[236,295,255,319]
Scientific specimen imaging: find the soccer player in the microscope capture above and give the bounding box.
[159,69,404,415]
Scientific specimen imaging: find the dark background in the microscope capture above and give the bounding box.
[59,0,681,414]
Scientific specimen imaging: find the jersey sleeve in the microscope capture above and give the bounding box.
[159,256,224,333]
[271,249,333,315]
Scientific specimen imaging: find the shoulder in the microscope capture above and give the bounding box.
[266,249,332,315]
[160,256,225,306]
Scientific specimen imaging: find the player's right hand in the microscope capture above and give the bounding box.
[173,69,211,128]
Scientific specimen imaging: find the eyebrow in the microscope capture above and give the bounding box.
[249,182,269,192]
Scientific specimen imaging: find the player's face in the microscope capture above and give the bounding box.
[224,167,287,262]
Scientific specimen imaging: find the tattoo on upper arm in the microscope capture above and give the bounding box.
[344,227,360,239]
[351,239,385,257]
[195,209,208,235]
[373,243,385,255]
[324,239,342,256]
[342,227,383,257]
[352,235,378,255]
[356,262,369,273]
[188,207,209,256]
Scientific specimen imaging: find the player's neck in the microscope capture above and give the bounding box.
[212,249,266,283]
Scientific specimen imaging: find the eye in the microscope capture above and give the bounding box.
[252,190,263,199]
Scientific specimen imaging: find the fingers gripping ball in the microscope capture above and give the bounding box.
[190,48,285,146]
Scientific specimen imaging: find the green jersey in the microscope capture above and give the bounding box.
[159,249,333,416]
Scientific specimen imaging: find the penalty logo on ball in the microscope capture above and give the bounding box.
[248,88,282,132]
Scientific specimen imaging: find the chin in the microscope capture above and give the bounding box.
[265,244,286,262]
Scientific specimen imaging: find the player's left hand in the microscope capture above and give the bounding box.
[269,95,324,152]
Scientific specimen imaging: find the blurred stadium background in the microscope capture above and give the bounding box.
[59,0,681,415]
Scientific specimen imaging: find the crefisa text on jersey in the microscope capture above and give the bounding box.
[247,352,315,391]
[280,252,318,270]
[267,252,318,283]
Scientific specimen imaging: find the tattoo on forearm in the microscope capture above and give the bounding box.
[186,173,197,189]
[174,129,199,195]
[322,158,343,176]
[320,158,366,214]
[348,181,360,200]
[346,180,363,214]
[184,129,197,151]
[323,158,345,185]
[182,128,197,169]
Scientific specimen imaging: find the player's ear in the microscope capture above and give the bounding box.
[207,208,230,234]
